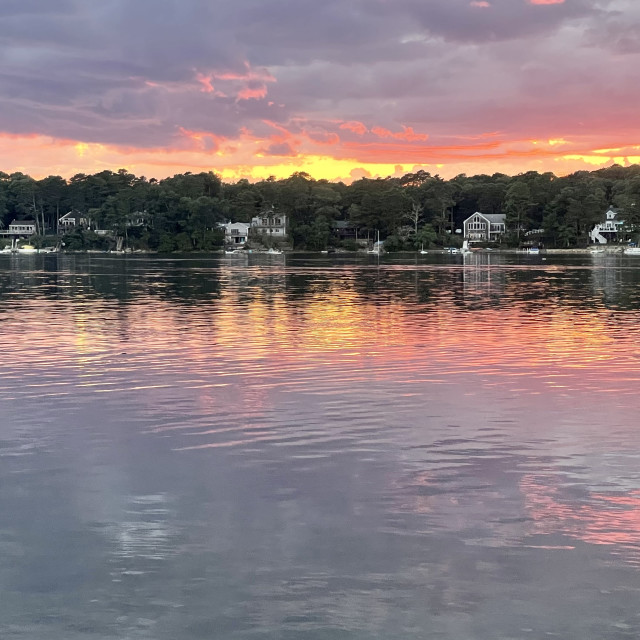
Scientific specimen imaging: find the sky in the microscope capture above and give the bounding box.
[1,0,639,183]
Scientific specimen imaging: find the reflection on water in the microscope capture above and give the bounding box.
[2,252,640,639]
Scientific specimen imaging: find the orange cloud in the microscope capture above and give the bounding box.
[2,128,640,185]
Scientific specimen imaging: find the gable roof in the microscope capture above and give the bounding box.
[464,212,506,224]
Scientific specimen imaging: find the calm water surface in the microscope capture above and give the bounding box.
[2,252,640,639]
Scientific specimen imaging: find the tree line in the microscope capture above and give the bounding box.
[2,164,640,251]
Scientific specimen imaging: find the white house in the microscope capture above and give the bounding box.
[589,207,625,244]
[250,212,287,238]
[8,220,36,236]
[58,210,88,230]
[219,221,251,246]
[463,212,506,242]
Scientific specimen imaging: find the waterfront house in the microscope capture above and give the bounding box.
[589,207,625,244]
[219,221,251,246]
[127,211,150,227]
[8,219,37,236]
[58,210,88,231]
[250,211,287,238]
[331,220,359,242]
[463,212,506,242]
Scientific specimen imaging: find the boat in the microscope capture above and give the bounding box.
[446,247,459,254]
[528,247,540,255]
[224,248,245,255]
[624,247,640,255]
[419,244,428,255]
[461,240,472,254]
[266,248,283,255]
[367,230,383,254]
[590,247,605,255]
[17,245,38,254]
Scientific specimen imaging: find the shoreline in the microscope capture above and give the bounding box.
[2,247,630,256]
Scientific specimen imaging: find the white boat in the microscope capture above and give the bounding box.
[447,247,459,254]
[224,249,245,255]
[461,240,472,254]
[17,245,38,254]
[590,247,605,255]
[419,244,428,255]
[367,230,383,254]
[528,247,540,255]
[624,247,640,255]
[266,248,283,255]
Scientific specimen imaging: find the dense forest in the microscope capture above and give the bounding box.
[2,164,640,251]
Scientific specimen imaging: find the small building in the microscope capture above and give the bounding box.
[251,211,287,238]
[590,207,625,244]
[463,212,506,242]
[127,211,149,227]
[58,210,88,230]
[331,220,358,241]
[8,220,37,236]
[219,221,251,246]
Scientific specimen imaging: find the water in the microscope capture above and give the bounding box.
[2,251,640,639]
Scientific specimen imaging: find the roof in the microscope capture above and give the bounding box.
[219,221,250,227]
[10,219,36,225]
[464,212,506,224]
[332,220,356,229]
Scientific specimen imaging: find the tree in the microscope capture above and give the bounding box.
[406,202,424,236]
[504,181,533,240]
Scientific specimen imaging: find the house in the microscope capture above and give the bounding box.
[250,211,287,238]
[463,212,506,242]
[58,210,88,230]
[589,207,625,244]
[331,220,359,241]
[127,211,149,227]
[219,221,251,246]
[8,220,36,236]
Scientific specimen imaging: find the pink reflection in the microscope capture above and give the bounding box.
[522,474,640,551]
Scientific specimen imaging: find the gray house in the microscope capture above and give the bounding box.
[463,212,506,242]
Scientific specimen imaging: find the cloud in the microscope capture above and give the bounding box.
[0,0,636,180]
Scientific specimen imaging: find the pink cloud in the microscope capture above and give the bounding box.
[470,1,491,7]
[196,73,215,93]
[371,126,429,142]
[529,0,565,4]
[237,86,268,101]
[340,121,368,136]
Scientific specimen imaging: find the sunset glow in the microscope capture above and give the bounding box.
[1,0,638,181]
